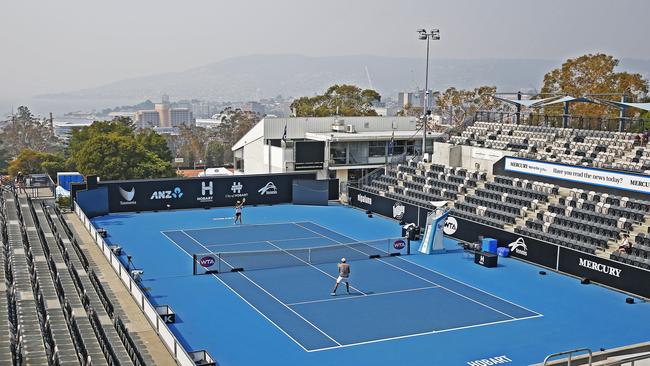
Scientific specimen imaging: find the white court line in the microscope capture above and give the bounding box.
[310,219,544,317]
[263,241,367,296]
[161,221,313,234]
[286,285,440,306]
[295,222,525,320]
[306,221,543,317]
[306,313,544,353]
[161,221,542,353]
[177,230,343,347]
[201,236,326,249]
[159,231,312,352]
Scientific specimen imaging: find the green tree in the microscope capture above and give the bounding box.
[68,118,134,156]
[395,103,423,117]
[136,129,173,162]
[540,54,648,116]
[205,141,225,166]
[290,84,381,117]
[215,108,261,162]
[73,134,174,180]
[7,149,65,178]
[0,106,62,167]
[436,86,500,125]
[68,117,175,179]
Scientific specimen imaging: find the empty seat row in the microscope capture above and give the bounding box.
[465,195,525,217]
[524,218,608,248]
[537,211,621,239]
[515,226,597,254]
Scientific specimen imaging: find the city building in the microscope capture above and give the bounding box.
[133,110,160,128]
[155,94,171,127]
[53,118,95,140]
[195,117,223,129]
[134,95,194,128]
[397,89,437,110]
[170,108,193,126]
[107,111,136,119]
[231,116,444,182]
[242,101,265,115]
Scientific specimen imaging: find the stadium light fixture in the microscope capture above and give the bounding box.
[417,28,440,159]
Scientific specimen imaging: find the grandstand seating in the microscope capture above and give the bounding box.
[450,122,650,174]
[0,188,151,365]
[359,161,650,269]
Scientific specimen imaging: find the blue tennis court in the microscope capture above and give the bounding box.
[92,203,650,365]
[161,221,540,351]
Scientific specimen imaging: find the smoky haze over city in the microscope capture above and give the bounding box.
[1,0,649,115]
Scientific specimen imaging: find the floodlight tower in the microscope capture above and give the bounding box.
[417,28,440,158]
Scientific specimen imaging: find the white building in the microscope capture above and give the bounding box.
[232,116,443,182]
[53,118,95,140]
[195,118,223,129]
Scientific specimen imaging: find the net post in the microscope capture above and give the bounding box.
[192,254,197,275]
[218,253,221,273]
[308,248,312,264]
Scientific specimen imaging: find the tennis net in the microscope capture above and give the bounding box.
[192,238,407,275]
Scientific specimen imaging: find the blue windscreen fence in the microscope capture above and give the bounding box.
[292,179,329,206]
[76,186,109,218]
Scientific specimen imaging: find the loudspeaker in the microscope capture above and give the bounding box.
[580,278,590,285]
[539,271,546,275]
[626,297,635,304]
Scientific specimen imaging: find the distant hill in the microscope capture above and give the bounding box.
[36,55,650,102]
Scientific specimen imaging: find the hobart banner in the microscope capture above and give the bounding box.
[102,172,315,212]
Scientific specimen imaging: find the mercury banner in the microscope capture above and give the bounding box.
[504,157,650,194]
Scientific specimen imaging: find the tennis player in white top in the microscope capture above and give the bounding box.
[331,258,351,296]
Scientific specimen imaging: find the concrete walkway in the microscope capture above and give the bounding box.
[64,212,177,366]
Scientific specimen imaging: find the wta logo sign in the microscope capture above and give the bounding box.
[199,256,216,268]
[443,217,458,235]
[393,240,406,250]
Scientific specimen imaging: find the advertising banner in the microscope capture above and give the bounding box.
[346,186,650,299]
[348,187,420,225]
[444,215,559,269]
[103,173,315,212]
[504,157,650,195]
[557,247,650,298]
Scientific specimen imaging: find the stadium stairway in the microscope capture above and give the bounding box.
[4,192,51,365]
[17,197,80,365]
[60,210,177,366]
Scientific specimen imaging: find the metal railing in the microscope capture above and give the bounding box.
[544,348,593,365]
[74,202,197,366]
[474,110,650,132]
[542,347,650,366]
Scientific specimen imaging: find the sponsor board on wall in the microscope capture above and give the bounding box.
[103,173,315,212]
[347,186,650,299]
[504,157,650,194]
[557,247,650,298]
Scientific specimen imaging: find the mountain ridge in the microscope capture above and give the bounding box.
[36,54,650,102]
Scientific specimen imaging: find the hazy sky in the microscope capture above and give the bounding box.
[1,0,649,100]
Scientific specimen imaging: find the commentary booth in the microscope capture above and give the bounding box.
[72,172,339,217]
[349,158,650,299]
